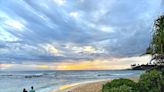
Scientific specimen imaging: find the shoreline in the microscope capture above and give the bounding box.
[53,76,139,92]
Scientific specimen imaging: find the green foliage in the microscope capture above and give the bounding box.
[138,70,164,92]
[145,47,153,54]
[147,15,164,55]
[107,85,132,92]
[153,15,164,54]
[146,15,164,65]
[102,78,137,92]
[102,70,164,92]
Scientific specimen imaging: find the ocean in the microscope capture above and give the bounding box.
[0,70,144,92]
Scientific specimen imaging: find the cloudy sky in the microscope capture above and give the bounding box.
[0,0,164,71]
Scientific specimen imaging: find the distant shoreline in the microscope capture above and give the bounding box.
[54,76,139,92]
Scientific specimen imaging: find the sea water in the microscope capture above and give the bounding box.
[0,70,144,92]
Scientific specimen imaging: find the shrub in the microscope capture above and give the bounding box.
[102,78,137,92]
[138,69,164,92]
[108,85,132,92]
[102,70,164,92]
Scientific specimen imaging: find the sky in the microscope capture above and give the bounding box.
[0,0,164,71]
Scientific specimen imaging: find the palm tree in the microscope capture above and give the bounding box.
[147,15,164,65]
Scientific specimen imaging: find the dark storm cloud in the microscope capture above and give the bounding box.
[0,0,163,64]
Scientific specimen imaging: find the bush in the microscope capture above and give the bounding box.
[108,85,132,92]
[138,69,164,92]
[102,70,164,92]
[102,78,137,92]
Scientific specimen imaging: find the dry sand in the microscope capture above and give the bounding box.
[54,77,139,92]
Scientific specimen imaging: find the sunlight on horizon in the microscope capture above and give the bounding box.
[0,55,151,71]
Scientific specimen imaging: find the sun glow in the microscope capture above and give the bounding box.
[0,55,151,70]
[56,60,123,70]
[56,55,151,70]
[36,65,49,69]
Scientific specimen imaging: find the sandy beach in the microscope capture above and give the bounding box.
[54,77,139,92]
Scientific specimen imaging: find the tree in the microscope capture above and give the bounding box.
[146,15,164,65]
[138,70,164,92]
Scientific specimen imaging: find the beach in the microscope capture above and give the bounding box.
[55,77,139,92]
[0,70,142,92]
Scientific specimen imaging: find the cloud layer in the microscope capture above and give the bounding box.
[0,0,163,65]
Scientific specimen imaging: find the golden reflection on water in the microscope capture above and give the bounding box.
[59,83,80,90]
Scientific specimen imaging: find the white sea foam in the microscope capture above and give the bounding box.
[0,70,144,92]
